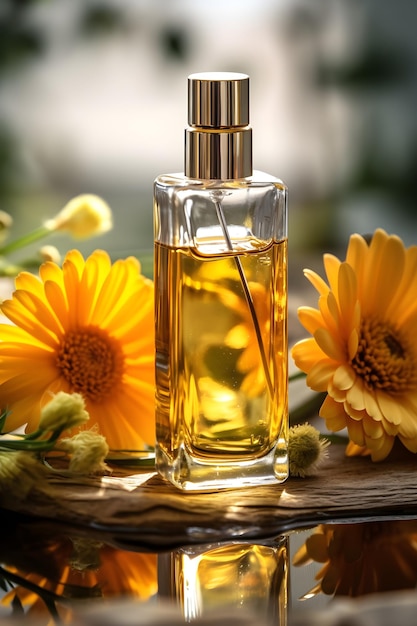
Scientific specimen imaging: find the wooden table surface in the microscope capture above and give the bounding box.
[2,443,416,550]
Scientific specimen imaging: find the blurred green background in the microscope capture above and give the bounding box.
[1,0,416,285]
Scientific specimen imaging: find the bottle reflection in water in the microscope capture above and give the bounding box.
[161,538,288,623]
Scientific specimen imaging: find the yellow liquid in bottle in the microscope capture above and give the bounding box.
[155,237,288,490]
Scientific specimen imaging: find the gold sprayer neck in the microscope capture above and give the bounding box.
[185,72,253,180]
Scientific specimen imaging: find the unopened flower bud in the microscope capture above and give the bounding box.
[45,194,113,239]
[39,245,61,264]
[60,430,109,475]
[39,391,90,432]
[0,210,13,244]
[289,423,329,477]
[0,210,13,231]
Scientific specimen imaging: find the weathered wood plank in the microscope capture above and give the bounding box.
[2,444,417,548]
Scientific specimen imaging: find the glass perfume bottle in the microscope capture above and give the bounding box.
[158,538,288,624]
[154,72,288,491]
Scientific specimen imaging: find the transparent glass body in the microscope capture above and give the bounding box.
[159,537,288,623]
[153,171,288,491]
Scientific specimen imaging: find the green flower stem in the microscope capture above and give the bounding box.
[23,424,69,442]
[0,263,25,277]
[0,225,52,256]
[289,370,307,383]
[22,428,48,441]
[13,256,47,270]
[0,428,66,452]
[0,439,58,452]
[289,391,326,425]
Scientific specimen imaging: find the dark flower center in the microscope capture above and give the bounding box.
[351,317,416,392]
[56,328,123,402]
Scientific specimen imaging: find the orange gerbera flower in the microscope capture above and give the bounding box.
[0,249,155,449]
[291,229,417,461]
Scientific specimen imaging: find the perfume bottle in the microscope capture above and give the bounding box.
[154,72,288,491]
[158,538,288,624]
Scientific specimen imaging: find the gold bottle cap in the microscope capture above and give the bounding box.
[188,71,249,128]
[185,72,253,180]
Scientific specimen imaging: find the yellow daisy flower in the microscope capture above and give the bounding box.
[291,229,417,461]
[0,249,155,449]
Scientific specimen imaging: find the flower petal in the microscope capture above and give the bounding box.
[372,235,405,316]
[345,233,368,278]
[345,415,365,446]
[303,268,330,297]
[362,416,384,439]
[44,280,69,331]
[15,271,44,298]
[323,253,341,295]
[399,434,417,453]
[363,389,382,421]
[1,298,59,348]
[367,433,395,461]
[291,338,327,373]
[319,394,347,431]
[297,306,323,336]
[338,262,357,324]
[376,392,404,426]
[314,327,345,361]
[306,360,337,392]
[333,364,355,391]
[345,378,367,411]
[347,327,359,360]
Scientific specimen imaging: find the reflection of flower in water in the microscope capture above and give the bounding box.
[293,520,417,597]
[1,534,157,621]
